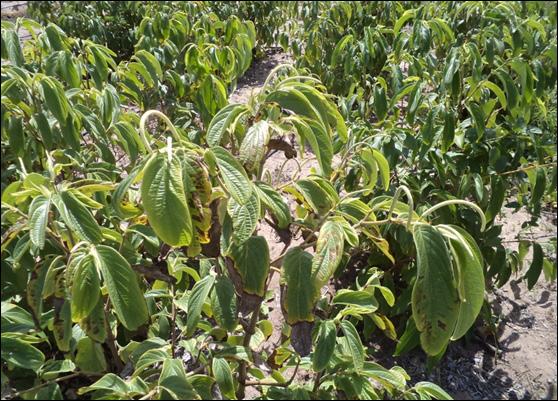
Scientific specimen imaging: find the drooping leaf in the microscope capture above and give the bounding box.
[212,358,235,399]
[4,30,24,66]
[29,195,51,249]
[75,337,107,373]
[313,320,337,372]
[186,274,215,337]
[340,320,364,370]
[1,336,45,371]
[227,192,260,244]
[54,191,102,243]
[211,276,238,332]
[212,146,253,205]
[206,103,248,147]
[437,225,485,340]
[312,220,345,287]
[92,245,148,330]
[141,153,193,247]
[254,182,291,229]
[525,243,543,290]
[227,236,269,297]
[239,120,271,171]
[281,247,315,324]
[71,254,101,322]
[394,317,420,356]
[412,224,459,355]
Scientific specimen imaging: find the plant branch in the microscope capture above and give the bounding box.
[104,298,124,372]
[245,359,301,387]
[9,372,102,398]
[236,308,261,399]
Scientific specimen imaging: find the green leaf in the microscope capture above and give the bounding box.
[291,118,333,177]
[212,358,235,399]
[373,85,388,121]
[159,359,200,399]
[254,182,291,229]
[29,195,51,249]
[227,192,260,244]
[40,77,70,124]
[442,108,455,153]
[1,336,45,371]
[394,317,420,356]
[437,225,485,340]
[340,320,364,370]
[7,116,24,157]
[466,102,485,140]
[59,50,80,88]
[92,245,148,330]
[37,381,64,399]
[71,254,100,322]
[206,103,248,147]
[239,120,271,171]
[227,236,269,297]
[266,87,326,133]
[393,9,415,36]
[281,247,315,324]
[333,289,378,312]
[45,24,65,51]
[313,320,337,372]
[485,176,506,223]
[412,224,459,356]
[530,167,546,212]
[53,300,72,352]
[141,153,193,247]
[75,337,107,373]
[443,48,460,87]
[78,374,129,396]
[331,34,353,66]
[290,178,336,215]
[496,70,519,112]
[80,298,107,343]
[211,276,238,332]
[414,382,454,400]
[212,146,253,204]
[361,147,390,191]
[312,220,345,287]
[525,243,543,290]
[39,359,76,380]
[186,275,215,337]
[481,81,507,110]
[5,30,24,66]
[55,191,102,243]
[133,50,162,83]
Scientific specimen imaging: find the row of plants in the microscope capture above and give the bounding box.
[289,0,557,295]
[2,1,557,400]
[27,1,298,60]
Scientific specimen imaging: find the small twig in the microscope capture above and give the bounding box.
[170,283,177,358]
[140,388,159,400]
[245,359,301,387]
[9,372,102,398]
[237,308,261,399]
[104,299,124,372]
[499,162,557,177]
[132,264,176,284]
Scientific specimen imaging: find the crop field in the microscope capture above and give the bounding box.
[1,1,557,400]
